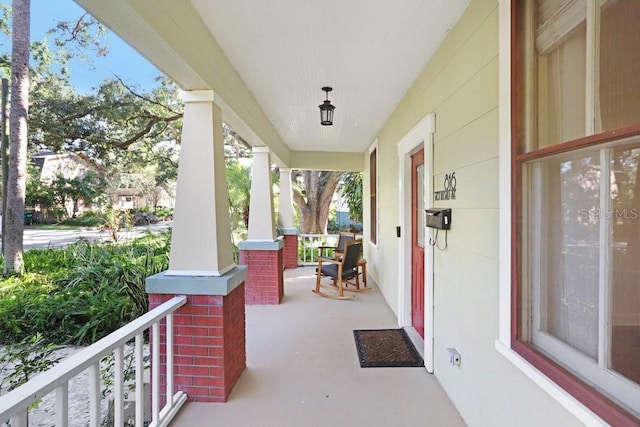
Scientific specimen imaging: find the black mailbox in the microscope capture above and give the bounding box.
[425,208,452,230]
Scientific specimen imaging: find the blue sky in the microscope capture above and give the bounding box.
[1,0,162,92]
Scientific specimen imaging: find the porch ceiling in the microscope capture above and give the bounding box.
[73,0,470,164]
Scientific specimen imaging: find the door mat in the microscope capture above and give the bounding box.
[353,329,424,368]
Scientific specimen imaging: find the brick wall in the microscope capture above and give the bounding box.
[148,283,246,403]
[282,234,299,269]
[239,248,284,304]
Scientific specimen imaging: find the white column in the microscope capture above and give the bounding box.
[247,147,277,241]
[278,168,296,231]
[167,90,235,276]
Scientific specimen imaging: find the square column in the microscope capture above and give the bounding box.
[239,240,284,304]
[146,90,247,403]
[282,232,299,269]
[241,147,284,304]
[168,90,235,276]
[278,168,299,269]
[147,269,247,403]
[277,168,296,230]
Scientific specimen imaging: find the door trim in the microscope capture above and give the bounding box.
[397,114,435,373]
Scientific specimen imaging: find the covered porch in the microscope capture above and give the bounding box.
[13,0,625,424]
[171,267,464,426]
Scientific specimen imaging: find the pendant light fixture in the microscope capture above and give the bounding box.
[319,86,335,126]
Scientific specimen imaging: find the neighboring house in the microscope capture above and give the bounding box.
[111,188,144,210]
[32,150,97,185]
[334,195,350,230]
[31,150,103,218]
[75,1,640,425]
[111,172,176,211]
[111,186,175,211]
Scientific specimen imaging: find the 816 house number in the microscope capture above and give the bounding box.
[435,172,456,201]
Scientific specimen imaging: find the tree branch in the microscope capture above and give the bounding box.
[60,102,136,121]
[113,113,182,149]
[113,74,181,115]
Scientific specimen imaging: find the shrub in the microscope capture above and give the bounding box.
[60,210,106,227]
[0,232,171,345]
[0,333,62,394]
[154,207,173,220]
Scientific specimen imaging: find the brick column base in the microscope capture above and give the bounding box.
[282,234,299,269]
[239,248,284,304]
[146,268,247,403]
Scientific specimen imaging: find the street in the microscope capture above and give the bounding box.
[17,222,172,250]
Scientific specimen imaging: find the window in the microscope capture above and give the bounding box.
[370,148,377,245]
[514,1,640,423]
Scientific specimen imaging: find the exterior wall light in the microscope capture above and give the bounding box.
[319,86,335,126]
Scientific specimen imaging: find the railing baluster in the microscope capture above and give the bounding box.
[303,235,308,263]
[298,233,339,265]
[88,363,101,427]
[114,346,124,427]
[0,296,187,427]
[166,312,174,411]
[152,321,160,423]
[10,410,27,427]
[55,383,68,426]
[135,333,144,427]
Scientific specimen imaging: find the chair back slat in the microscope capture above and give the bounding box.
[336,232,356,251]
[342,240,362,271]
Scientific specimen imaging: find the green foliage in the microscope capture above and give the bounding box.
[0,333,62,395]
[340,172,363,224]
[154,206,173,220]
[99,207,132,242]
[35,77,182,160]
[0,233,171,345]
[51,170,108,218]
[26,164,63,223]
[60,210,106,227]
[226,159,251,236]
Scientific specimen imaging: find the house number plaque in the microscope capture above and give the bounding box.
[434,172,456,201]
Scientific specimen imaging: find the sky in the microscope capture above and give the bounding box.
[1,0,163,92]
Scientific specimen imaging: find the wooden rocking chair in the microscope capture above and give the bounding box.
[318,232,356,259]
[314,240,365,299]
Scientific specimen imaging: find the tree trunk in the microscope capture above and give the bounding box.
[4,0,30,274]
[1,78,9,253]
[291,170,342,234]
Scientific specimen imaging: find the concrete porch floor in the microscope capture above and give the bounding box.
[170,267,466,427]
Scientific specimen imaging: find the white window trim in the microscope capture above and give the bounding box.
[496,1,607,424]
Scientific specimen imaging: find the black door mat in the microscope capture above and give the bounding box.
[353,328,424,368]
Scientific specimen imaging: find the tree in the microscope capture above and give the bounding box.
[226,159,251,233]
[51,170,107,218]
[25,163,57,220]
[3,0,29,275]
[340,172,363,224]
[291,170,342,234]
[34,76,182,159]
[1,6,108,271]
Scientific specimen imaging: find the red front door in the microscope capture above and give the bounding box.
[411,149,425,338]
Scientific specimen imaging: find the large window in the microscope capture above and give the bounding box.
[514,0,640,423]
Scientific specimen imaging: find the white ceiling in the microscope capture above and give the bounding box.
[190,0,471,153]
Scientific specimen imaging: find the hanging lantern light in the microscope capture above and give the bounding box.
[319,86,335,126]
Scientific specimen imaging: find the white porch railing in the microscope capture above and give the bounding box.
[0,295,187,427]
[298,233,339,265]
